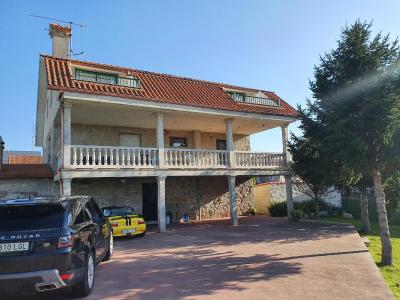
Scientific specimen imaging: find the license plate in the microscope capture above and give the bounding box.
[0,242,29,253]
[122,229,135,234]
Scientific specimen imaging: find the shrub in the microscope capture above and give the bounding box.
[290,209,303,221]
[269,199,337,218]
[269,201,287,217]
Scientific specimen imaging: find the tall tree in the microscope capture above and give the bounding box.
[288,102,338,218]
[310,21,400,265]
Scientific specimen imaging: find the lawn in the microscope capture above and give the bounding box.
[325,217,400,299]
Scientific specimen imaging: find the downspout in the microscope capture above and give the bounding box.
[57,91,65,195]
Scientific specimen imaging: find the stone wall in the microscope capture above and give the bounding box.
[71,124,250,150]
[69,176,254,222]
[259,182,342,208]
[0,179,59,200]
[72,177,153,213]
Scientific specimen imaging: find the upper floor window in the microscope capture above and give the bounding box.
[226,90,280,107]
[227,91,245,102]
[170,137,187,148]
[74,69,141,88]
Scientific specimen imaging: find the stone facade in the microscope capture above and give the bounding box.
[71,124,249,150]
[70,176,254,222]
[0,179,58,200]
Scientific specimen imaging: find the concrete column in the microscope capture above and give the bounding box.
[225,119,235,168]
[157,112,165,168]
[228,175,238,225]
[281,124,290,163]
[62,178,72,196]
[284,174,294,218]
[157,176,167,232]
[193,130,202,149]
[63,101,72,168]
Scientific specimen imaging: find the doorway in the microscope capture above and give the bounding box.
[142,183,158,222]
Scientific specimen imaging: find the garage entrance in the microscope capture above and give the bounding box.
[142,183,158,222]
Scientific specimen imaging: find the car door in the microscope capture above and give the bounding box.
[87,199,108,262]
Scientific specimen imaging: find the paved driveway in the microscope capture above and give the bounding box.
[27,216,394,299]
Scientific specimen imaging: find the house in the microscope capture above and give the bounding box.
[35,23,298,231]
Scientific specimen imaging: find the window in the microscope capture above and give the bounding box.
[74,207,90,225]
[88,199,102,222]
[227,91,245,102]
[119,134,141,147]
[0,205,64,231]
[216,139,227,150]
[74,69,141,88]
[170,137,187,148]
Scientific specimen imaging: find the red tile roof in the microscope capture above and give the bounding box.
[8,154,43,164]
[42,55,298,117]
[0,164,54,179]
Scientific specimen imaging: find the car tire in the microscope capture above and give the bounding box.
[71,251,95,298]
[137,231,146,237]
[103,233,113,262]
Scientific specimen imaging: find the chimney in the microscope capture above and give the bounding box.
[49,23,71,58]
[0,136,4,172]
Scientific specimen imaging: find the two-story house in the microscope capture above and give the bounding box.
[36,23,298,232]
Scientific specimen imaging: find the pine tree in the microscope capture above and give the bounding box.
[309,21,400,265]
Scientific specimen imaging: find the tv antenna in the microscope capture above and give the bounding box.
[29,15,88,58]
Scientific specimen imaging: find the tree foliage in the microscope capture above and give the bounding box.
[291,20,400,265]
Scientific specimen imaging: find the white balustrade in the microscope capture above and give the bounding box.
[164,148,228,168]
[234,152,285,168]
[70,145,158,168]
[68,145,286,170]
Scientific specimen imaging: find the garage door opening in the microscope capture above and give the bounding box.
[142,183,158,223]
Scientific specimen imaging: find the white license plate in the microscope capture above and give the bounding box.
[122,229,135,234]
[0,242,29,253]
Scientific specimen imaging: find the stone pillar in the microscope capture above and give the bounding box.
[62,178,72,196]
[228,175,238,225]
[284,174,294,218]
[281,124,290,163]
[157,112,165,168]
[63,101,72,168]
[225,118,235,168]
[157,176,167,232]
[193,130,202,149]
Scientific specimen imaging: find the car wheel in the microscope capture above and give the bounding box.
[137,231,146,237]
[103,233,113,261]
[72,251,95,297]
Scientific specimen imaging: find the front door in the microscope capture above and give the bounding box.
[142,183,158,222]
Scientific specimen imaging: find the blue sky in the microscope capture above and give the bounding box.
[1,0,399,152]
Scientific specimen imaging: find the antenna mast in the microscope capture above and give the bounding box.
[29,15,87,59]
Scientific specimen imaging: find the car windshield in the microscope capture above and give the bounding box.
[0,204,64,231]
[103,207,135,217]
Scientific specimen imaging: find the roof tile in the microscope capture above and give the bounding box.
[42,55,298,117]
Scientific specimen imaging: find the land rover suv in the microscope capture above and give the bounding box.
[0,196,113,297]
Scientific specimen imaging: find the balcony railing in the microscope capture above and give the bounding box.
[235,151,285,168]
[165,148,228,168]
[71,145,158,168]
[66,145,286,170]
[228,92,280,107]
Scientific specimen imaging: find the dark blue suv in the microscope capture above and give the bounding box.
[0,196,113,297]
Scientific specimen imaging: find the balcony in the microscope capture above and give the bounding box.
[67,145,286,170]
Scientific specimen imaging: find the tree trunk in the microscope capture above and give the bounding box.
[360,187,371,233]
[372,168,392,266]
[314,197,320,219]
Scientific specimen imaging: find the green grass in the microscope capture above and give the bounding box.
[324,217,400,299]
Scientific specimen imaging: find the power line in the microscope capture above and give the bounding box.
[29,15,87,28]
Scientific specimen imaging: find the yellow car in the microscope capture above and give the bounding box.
[101,206,146,237]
